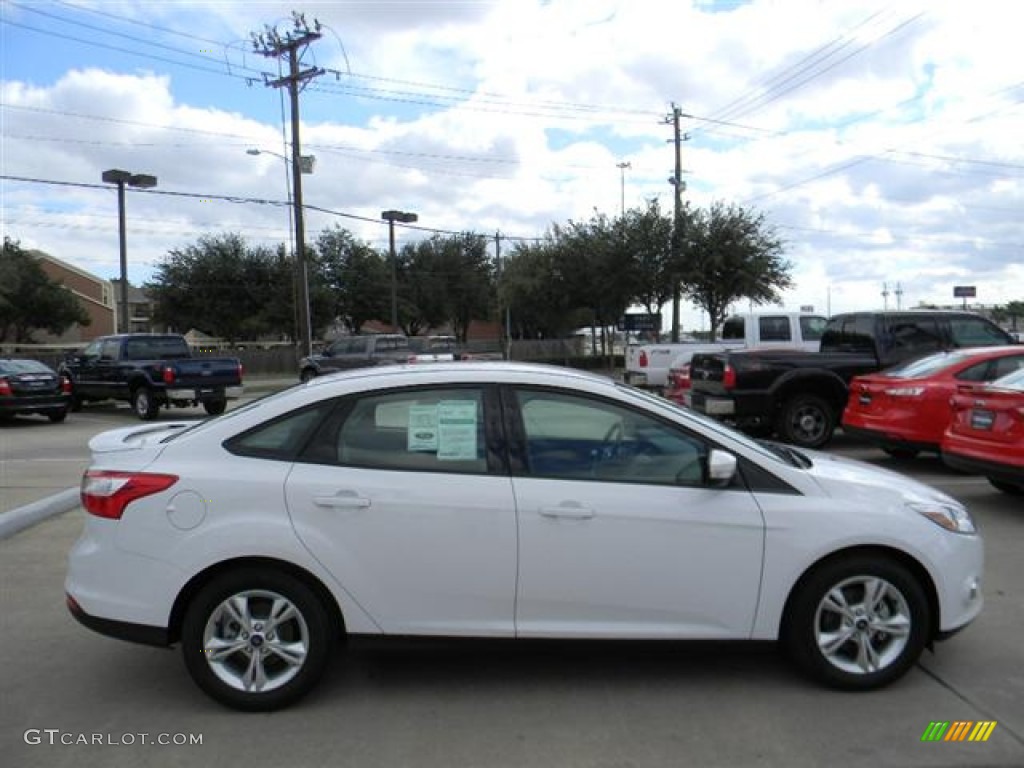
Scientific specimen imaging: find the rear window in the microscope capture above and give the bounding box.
[123,337,190,360]
[0,359,54,374]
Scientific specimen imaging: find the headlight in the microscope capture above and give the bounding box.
[907,501,976,534]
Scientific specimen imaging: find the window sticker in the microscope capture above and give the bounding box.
[437,400,478,460]
[407,404,439,451]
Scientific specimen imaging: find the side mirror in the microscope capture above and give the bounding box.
[707,449,738,488]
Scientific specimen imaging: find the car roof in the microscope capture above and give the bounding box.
[303,360,618,390]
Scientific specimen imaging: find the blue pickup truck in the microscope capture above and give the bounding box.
[59,334,244,420]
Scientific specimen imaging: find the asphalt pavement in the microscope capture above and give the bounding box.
[0,375,298,539]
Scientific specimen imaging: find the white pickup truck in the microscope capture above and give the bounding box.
[623,311,828,391]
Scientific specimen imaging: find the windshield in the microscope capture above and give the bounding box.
[880,350,973,378]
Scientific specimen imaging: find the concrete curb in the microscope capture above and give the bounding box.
[0,488,81,541]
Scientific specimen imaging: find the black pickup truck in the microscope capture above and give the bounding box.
[60,334,244,420]
[688,310,1016,448]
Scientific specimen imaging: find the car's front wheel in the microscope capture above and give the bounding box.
[783,555,929,690]
[181,568,333,711]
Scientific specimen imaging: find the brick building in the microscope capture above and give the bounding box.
[30,250,115,343]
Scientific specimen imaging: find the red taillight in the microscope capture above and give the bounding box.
[722,365,736,390]
[238,362,245,380]
[162,367,176,385]
[80,470,178,520]
[61,376,72,394]
[0,378,11,396]
[639,351,648,368]
[668,365,692,391]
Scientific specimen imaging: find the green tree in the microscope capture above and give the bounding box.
[498,237,575,339]
[1001,300,1024,332]
[314,226,388,334]
[676,201,793,339]
[621,200,674,318]
[399,233,494,341]
[0,238,90,342]
[146,234,294,343]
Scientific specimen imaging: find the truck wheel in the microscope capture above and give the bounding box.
[70,394,84,413]
[204,399,227,416]
[776,394,834,449]
[988,478,1024,495]
[300,368,317,383]
[131,386,159,421]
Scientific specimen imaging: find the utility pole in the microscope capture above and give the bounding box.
[252,12,324,359]
[882,282,890,310]
[495,230,511,359]
[664,103,688,342]
[895,282,904,310]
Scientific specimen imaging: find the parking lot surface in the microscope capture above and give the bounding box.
[2,398,1022,768]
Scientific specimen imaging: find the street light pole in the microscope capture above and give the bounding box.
[102,169,157,334]
[616,161,631,216]
[380,210,418,331]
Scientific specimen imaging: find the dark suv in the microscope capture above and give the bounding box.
[299,334,411,381]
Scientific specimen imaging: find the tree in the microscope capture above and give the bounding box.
[676,201,793,339]
[0,238,90,342]
[498,238,575,339]
[621,200,674,318]
[314,226,388,335]
[146,234,294,342]
[399,233,494,341]
[1001,300,1024,332]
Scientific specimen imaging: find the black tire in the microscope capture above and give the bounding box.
[882,446,919,460]
[776,394,835,449]
[181,568,334,712]
[131,386,159,421]
[47,409,68,423]
[300,368,317,383]
[988,478,1024,495]
[782,555,929,690]
[203,399,227,416]
[70,394,84,412]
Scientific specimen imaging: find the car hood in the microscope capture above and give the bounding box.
[799,448,961,508]
[88,422,193,456]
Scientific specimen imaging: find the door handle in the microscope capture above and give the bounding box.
[314,492,371,509]
[539,504,595,520]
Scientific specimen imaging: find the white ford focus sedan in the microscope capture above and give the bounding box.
[66,362,983,711]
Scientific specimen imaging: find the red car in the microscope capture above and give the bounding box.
[942,367,1024,495]
[842,346,1024,458]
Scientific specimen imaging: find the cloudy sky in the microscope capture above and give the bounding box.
[2,0,1022,332]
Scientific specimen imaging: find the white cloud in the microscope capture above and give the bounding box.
[2,0,1021,332]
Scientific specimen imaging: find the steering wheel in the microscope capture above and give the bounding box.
[591,421,625,476]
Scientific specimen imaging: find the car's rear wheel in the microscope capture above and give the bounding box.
[181,568,333,711]
[47,409,68,423]
[776,394,835,449]
[204,399,227,416]
[131,386,159,420]
[783,555,929,690]
[988,478,1024,495]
